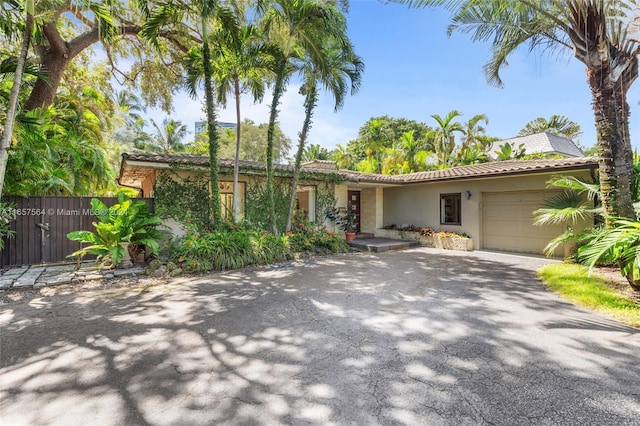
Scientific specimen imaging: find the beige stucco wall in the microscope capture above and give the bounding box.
[382,170,593,251]
[360,188,377,234]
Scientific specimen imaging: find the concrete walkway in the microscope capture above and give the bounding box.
[1,248,639,425]
[0,264,144,290]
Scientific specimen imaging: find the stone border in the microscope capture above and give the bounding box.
[0,265,144,290]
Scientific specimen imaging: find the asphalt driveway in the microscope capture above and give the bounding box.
[1,248,639,425]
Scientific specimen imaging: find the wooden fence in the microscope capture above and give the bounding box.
[1,196,154,267]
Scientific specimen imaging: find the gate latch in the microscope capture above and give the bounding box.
[36,222,50,231]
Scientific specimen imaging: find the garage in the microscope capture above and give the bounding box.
[482,190,565,255]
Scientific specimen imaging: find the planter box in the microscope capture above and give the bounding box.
[431,235,474,251]
[375,229,473,251]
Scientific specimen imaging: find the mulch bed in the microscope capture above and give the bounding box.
[593,266,640,307]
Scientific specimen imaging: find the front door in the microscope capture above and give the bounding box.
[348,190,361,233]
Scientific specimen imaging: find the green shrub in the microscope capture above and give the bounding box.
[290,220,348,254]
[169,221,345,273]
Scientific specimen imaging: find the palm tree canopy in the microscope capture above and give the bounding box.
[518,115,582,140]
[398,0,640,89]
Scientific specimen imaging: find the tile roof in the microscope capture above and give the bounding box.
[488,132,584,158]
[121,152,341,175]
[121,152,598,186]
[390,157,598,184]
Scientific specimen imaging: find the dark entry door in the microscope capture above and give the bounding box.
[348,190,361,233]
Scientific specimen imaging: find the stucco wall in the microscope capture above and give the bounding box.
[382,171,593,250]
[360,188,377,234]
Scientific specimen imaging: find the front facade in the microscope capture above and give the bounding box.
[119,153,598,256]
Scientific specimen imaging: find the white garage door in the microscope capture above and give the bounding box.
[482,190,565,255]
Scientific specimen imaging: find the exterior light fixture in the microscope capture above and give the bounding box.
[465,190,472,200]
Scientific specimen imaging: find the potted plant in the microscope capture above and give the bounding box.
[325,203,357,242]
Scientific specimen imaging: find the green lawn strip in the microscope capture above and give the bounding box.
[537,263,640,328]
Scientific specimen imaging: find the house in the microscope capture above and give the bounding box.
[119,152,598,256]
[487,132,584,158]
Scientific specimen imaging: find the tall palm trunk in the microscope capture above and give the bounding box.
[265,58,287,234]
[589,69,635,223]
[285,86,317,232]
[0,9,33,198]
[201,21,222,228]
[232,77,242,223]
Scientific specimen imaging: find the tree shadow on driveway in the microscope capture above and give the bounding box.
[1,248,639,425]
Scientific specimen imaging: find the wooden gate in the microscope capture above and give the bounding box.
[1,196,154,267]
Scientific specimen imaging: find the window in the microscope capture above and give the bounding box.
[218,181,245,220]
[294,186,316,222]
[440,193,461,225]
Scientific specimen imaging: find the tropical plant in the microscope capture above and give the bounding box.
[454,143,489,166]
[67,194,163,268]
[141,0,240,228]
[431,110,464,168]
[184,22,274,223]
[518,115,583,140]
[399,0,639,223]
[259,0,347,234]
[211,119,291,161]
[494,142,526,161]
[578,218,640,291]
[149,118,188,153]
[0,201,16,249]
[215,24,272,223]
[5,93,115,196]
[325,203,357,233]
[331,143,351,169]
[398,130,427,172]
[346,116,433,164]
[285,35,363,232]
[461,113,490,149]
[0,0,34,198]
[302,144,331,162]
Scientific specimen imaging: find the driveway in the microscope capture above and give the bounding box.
[1,248,639,425]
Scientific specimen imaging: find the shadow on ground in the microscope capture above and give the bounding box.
[1,248,639,425]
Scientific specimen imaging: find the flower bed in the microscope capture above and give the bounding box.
[376,225,473,251]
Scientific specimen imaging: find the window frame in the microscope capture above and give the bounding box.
[440,193,462,226]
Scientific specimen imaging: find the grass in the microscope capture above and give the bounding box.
[538,263,640,328]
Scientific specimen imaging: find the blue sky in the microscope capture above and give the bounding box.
[156,1,640,153]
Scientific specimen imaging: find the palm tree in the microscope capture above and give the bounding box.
[518,115,582,140]
[462,113,489,149]
[431,110,464,168]
[359,118,392,173]
[285,37,363,232]
[150,118,188,153]
[141,0,239,227]
[0,0,34,197]
[398,130,425,172]
[332,143,351,169]
[214,24,273,223]
[399,0,639,223]
[259,0,348,234]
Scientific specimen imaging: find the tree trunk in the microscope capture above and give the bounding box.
[265,58,287,235]
[232,78,242,223]
[23,50,70,111]
[0,11,33,197]
[285,88,317,233]
[587,66,635,224]
[202,31,222,228]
